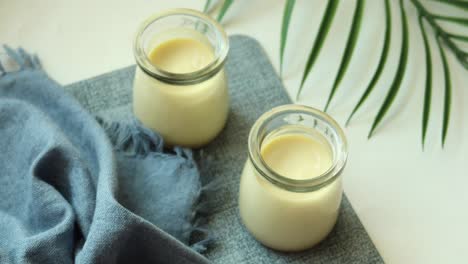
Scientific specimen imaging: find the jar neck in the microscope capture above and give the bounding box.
[248,105,348,193]
[133,8,229,85]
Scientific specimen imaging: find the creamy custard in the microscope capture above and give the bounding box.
[261,134,332,180]
[239,132,342,251]
[149,38,213,74]
[133,34,229,147]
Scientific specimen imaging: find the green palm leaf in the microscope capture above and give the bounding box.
[411,0,468,70]
[217,0,234,22]
[437,38,452,147]
[368,0,409,138]
[203,0,213,12]
[324,0,365,112]
[431,0,468,11]
[448,33,468,42]
[296,0,339,100]
[213,0,467,146]
[280,0,296,76]
[433,15,468,26]
[419,16,433,149]
[346,0,391,126]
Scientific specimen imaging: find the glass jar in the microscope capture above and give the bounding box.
[133,9,229,148]
[239,104,348,251]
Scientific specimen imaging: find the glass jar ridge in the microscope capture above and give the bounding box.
[133,8,229,85]
[248,104,348,192]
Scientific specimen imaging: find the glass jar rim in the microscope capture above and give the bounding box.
[133,8,229,85]
[248,104,348,192]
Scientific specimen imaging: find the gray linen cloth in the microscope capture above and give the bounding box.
[65,35,384,263]
[0,46,210,264]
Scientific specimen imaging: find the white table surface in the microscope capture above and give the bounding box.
[1,0,467,263]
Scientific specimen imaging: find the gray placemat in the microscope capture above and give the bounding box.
[65,35,383,264]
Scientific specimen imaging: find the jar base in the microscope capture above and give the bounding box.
[239,212,338,252]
